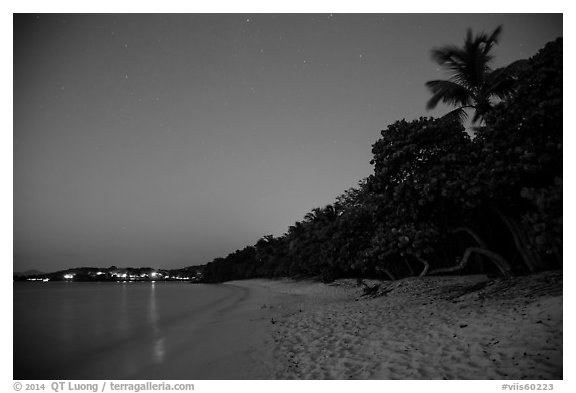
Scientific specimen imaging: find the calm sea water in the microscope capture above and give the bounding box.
[13,281,251,380]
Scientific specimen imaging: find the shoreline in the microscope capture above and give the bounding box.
[13,272,562,380]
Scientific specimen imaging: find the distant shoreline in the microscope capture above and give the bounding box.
[13,266,203,283]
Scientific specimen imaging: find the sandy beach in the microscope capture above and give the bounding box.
[225,271,562,380]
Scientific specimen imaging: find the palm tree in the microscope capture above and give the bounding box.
[426,26,527,124]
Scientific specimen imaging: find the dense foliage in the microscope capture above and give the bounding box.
[201,38,562,283]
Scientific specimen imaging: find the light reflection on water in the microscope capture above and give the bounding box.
[13,281,227,379]
[149,282,166,364]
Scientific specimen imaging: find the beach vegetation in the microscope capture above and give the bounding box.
[201,37,562,284]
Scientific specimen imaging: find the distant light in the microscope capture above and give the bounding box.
[96,272,104,275]
[151,272,158,278]
[63,274,74,280]
[42,278,49,282]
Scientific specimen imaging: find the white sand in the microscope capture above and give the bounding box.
[229,271,562,380]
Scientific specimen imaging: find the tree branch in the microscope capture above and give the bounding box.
[415,256,430,277]
[430,247,511,278]
[452,226,488,248]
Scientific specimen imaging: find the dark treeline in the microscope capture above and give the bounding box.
[201,38,562,284]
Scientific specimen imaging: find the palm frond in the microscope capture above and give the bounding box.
[431,45,464,66]
[441,107,469,124]
[426,25,507,123]
[487,26,502,44]
[471,107,486,123]
[425,80,473,109]
[482,25,502,55]
[488,78,517,100]
[430,46,472,82]
[432,38,493,88]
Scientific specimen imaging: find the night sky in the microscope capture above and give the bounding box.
[13,14,562,272]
